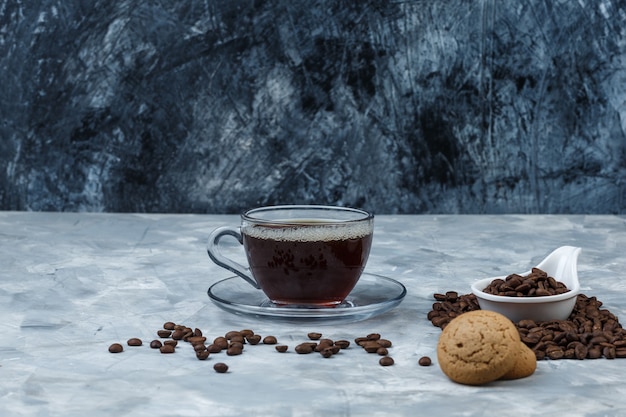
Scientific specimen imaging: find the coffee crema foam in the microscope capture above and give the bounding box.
[242,221,372,242]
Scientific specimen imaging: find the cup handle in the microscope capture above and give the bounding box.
[206,226,260,289]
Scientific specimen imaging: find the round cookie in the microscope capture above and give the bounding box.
[499,342,537,380]
[437,310,520,385]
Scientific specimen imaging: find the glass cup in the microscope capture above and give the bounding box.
[207,205,374,307]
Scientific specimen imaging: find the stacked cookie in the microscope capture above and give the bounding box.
[437,310,536,385]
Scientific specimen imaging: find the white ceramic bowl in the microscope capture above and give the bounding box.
[470,246,581,322]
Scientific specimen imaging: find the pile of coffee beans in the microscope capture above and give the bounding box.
[427,291,626,360]
[481,268,570,297]
[108,323,397,371]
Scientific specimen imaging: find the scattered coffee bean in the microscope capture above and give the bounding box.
[187,336,207,346]
[163,322,176,330]
[367,333,381,341]
[194,328,203,337]
[377,347,388,356]
[164,340,178,347]
[193,344,207,352]
[355,337,369,346]
[182,329,194,341]
[150,340,162,349]
[171,329,185,340]
[225,331,242,340]
[377,339,392,348]
[229,341,244,350]
[214,362,229,373]
[263,336,278,345]
[379,357,394,366]
[334,340,350,349]
[314,342,332,352]
[213,337,229,349]
[320,347,334,358]
[207,344,222,353]
[196,350,210,360]
[108,343,123,353]
[160,344,175,354]
[240,329,255,337]
[418,356,432,366]
[275,345,288,353]
[157,330,172,338]
[226,346,243,356]
[246,334,262,345]
[308,332,322,340]
[362,342,381,353]
[295,343,314,354]
[127,338,142,346]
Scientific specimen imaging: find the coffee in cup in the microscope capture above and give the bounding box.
[207,205,374,307]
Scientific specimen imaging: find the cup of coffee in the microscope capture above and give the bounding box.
[207,205,374,307]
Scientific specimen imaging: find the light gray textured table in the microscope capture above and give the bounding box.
[1,212,625,416]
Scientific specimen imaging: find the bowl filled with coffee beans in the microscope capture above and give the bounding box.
[470,246,581,322]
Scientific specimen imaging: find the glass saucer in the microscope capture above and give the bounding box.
[207,273,406,323]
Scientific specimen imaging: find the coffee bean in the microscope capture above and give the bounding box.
[308,332,322,340]
[193,344,207,352]
[362,342,381,353]
[418,356,432,366]
[160,345,175,354]
[366,333,381,341]
[127,338,142,346]
[354,337,369,346]
[246,334,262,345]
[226,346,242,356]
[574,343,588,360]
[164,340,178,347]
[334,340,350,349]
[171,329,185,340]
[275,345,288,353]
[182,329,194,341]
[150,340,163,349]
[377,339,392,348]
[229,341,244,350]
[376,347,388,356]
[187,336,207,346]
[214,337,229,349]
[603,346,616,359]
[194,328,203,337]
[157,330,172,338]
[207,344,222,353]
[196,350,210,360]
[379,357,394,366]
[295,343,314,354]
[225,331,242,340]
[240,329,255,337]
[213,362,229,373]
[108,343,123,353]
[163,322,176,330]
[263,336,278,345]
[320,348,334,358]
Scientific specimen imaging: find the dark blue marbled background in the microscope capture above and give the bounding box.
[1,1,625,213]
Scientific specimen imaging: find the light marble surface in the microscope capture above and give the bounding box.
[1,212,626,416]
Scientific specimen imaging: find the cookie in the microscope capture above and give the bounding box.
[437,310,520,385]
[499,341,537,380]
